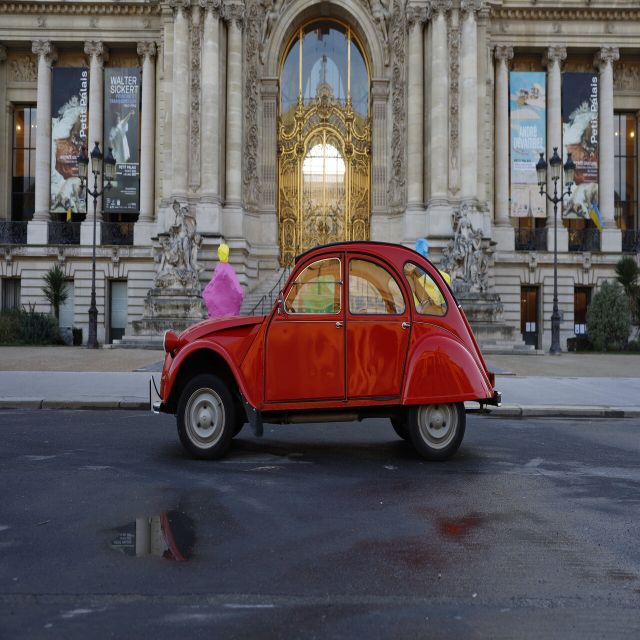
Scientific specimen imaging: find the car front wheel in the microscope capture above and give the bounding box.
[177,374,235,459]
[408,402,465,461]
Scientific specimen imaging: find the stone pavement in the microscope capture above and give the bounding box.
[0,346,639,417]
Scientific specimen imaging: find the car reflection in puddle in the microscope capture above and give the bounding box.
[110,509,196,561]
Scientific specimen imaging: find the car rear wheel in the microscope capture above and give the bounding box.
[408,402,465,461]
[390,416,410,441]
[177,374,235,459]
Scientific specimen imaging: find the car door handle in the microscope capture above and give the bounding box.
[401,322,411,329]
[336,321,343,328]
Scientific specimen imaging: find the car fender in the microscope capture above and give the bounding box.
[402,332,493,405]
[164,339,259,408]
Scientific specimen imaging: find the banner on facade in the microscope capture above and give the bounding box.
[50,67,89,214]
[562,73,599,222]
[103,68,141,212]
[509,71,547,217]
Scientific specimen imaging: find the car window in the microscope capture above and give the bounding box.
[403,262,448,317]
[284,257,342,314]
[349,259,405,315]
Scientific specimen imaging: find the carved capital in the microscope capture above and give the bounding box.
[542,45,566,70]
[31,40,57,65]
[595,46,620,71]
[406,3,428,29]
[199,0,221,15]
[221,0,244,27]
[460,0,484,16]
[494,45,514,65]
[84,40,109,66]
[429,0,452,18]
[137,41,157,63]
[0,45,7,64]
[169,0,191,19]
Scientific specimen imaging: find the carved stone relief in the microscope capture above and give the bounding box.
[387,0,407,209]
[614,62,640,92]
[243,0,262,209]
[9,55,37,82]
[190,13,202,190]
[448,15,460,193]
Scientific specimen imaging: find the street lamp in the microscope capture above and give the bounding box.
[536,147,576,355]
[77,142,116,349]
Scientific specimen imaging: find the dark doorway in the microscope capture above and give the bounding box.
[520,286,540,348]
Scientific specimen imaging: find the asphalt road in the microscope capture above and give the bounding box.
[0,410,639,639]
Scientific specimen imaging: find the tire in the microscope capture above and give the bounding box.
[176,374,235,459]
[390,416,410,441]
[407,402,466,461]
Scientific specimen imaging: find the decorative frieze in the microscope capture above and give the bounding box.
[0,2,161,15]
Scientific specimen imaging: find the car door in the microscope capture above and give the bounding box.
[264,254,345,403]
[346,255,411,399]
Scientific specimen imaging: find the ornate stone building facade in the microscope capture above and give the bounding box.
[0,0,639,348]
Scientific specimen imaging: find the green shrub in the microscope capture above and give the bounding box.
[0,307,63,345]
[586,281,631,351]
[615,256,640,335]
[42,264,69,321]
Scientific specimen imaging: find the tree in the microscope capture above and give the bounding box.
[615,256,640,333]
[42,264,69,322]
[586,281,631,351]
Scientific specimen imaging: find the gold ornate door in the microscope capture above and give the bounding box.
[278,21,371,266]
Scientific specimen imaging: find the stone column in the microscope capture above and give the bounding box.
[543,46,566,226]
[406,4,426,210]
[595,46,621,252]
[0,46,7,221]
[200,1,221,209]
[494,45,513,226]
[84,41,108,222]
[31,41,57,231]
[222,1,244,214]
[426,0,451,237]
[137,42,157,224]
[460,1,478,204]
[171,0,191,199]
[371,79,390,220]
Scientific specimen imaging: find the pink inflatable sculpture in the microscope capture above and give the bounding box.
[202,243,244,317]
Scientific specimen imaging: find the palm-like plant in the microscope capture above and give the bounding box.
[42,264,69,322]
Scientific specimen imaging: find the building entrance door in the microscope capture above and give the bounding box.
[278,20,371,266]
[520,286,539,348]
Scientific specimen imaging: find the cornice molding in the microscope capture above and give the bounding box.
[0,2,161,16]
[492,7,640,21]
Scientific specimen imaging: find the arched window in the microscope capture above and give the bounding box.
[281,20,369,118]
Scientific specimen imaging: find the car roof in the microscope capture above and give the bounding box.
[294,241,430,266]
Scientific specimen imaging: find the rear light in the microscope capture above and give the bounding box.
[163,330,179,354]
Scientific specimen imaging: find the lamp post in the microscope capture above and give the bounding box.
[77,142,116,349]
[536,147,576,355]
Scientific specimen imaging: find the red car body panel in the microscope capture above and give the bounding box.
[158,242,498,414]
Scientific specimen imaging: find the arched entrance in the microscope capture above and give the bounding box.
[278,20,371,266]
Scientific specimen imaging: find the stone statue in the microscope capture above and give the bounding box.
[259,0,284,64]
[155,200,203,291]
[370,0,391,63]
[440,204,489,293]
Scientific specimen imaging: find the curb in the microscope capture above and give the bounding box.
[1,399,640,418]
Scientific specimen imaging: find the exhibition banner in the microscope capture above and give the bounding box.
[562,73,600,223]
[509,71,546,217]
[50,67,89,214]
[103,67,141,212]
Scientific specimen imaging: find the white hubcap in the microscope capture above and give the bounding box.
[416,404,458,450]
[186,388,225,448]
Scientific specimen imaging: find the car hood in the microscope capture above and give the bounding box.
[178,315,265,345]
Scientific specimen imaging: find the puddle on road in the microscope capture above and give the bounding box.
[110,509,196,561]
